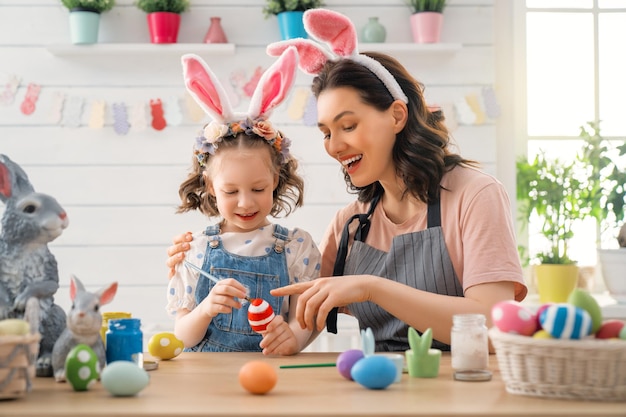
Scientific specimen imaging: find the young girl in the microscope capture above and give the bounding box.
[166,47,321,355]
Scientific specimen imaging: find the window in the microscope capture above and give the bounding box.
[520,0,626,266]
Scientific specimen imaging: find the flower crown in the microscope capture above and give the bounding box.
[194,118,291,167]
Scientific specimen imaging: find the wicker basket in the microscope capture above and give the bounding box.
[0,332,40,400]
[489,328,626,402]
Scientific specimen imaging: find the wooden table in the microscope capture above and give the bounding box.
[2,352,624,416]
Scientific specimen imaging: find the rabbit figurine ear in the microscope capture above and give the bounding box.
[181,54,236,123]
[0,154,35,203]
[69,274,118,306]
[248,46,298,119]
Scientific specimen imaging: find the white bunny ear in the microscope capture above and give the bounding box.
[248,46,299,119]
[303,9,359,58]
[181,54,235,122]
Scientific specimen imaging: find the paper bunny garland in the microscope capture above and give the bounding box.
[181,46,299,165]
[266,9,408,104]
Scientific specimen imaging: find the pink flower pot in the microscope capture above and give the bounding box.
[410,12,443,44]
[147,12,181,44]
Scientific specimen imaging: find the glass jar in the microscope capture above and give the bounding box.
[100,312,132,346]
[450,314,492,381]
[105,318,143,366]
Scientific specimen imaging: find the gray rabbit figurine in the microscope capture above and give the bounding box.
[51,275,118,382]
[0,154,69,377]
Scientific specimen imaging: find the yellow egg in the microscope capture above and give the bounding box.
[532,329,553,339]
[147,332,184,360]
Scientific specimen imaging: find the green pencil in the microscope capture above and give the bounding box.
[279,363,336,369]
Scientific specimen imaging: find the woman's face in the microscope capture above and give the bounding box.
[206,146,277,233]
[316,87,402,188]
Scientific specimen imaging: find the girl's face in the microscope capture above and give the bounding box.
[316,87,405,188]
[207,146,278,233]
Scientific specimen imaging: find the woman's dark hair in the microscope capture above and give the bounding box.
[311,52,477,204]
[176,133,304,217]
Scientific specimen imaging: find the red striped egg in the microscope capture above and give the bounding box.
[539,303,592,340]
[247,298,275,333]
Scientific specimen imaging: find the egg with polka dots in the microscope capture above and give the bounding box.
[64,344,100,391]
[148,332,184,360]
[491,300,538,336]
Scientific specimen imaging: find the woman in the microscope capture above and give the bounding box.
[167,9,526,352]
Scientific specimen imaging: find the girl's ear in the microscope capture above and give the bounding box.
[391,100,408,134]
[273,172,280,190]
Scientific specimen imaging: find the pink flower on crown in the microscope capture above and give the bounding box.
[203,121,230,144]
[252,120,276,140]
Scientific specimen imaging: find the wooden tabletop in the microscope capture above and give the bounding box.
[2,352,624,417]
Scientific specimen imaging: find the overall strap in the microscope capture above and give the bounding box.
[326,194,381,333]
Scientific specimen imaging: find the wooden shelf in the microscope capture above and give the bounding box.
[46,43,236,57]
[358,42,462,54]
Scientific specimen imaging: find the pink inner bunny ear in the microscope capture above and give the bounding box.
[181,54,233,122]
[0,162,11,199]
[249,47,298,118]
[99,282,118,306]
[303,9,358,57]
[267,39,331,75]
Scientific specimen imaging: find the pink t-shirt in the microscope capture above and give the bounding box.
[319,165,528,301]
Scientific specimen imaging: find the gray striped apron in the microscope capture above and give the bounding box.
[327,195,463,352]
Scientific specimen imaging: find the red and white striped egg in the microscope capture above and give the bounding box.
[539,303,592,340]
[247,298,275,333]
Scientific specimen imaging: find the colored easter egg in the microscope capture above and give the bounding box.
[491,300,538,336]
[535,303,552,328]
[620,324,626,340]
[101,361,150,397]
[248,298,275,332]
[532,329,553,339]
[595,319,626,339]
[239,361,277,395]
[336,349,365,380]
[567,288,603,333]
[65,344,100,391]
[350,355,396,390]
[148,332,184,360]
[539,303,592,339]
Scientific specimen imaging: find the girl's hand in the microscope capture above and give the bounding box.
[196,279,248,318]
[270,276,373,331]
[259,315,299,356]
[166,232,193,278]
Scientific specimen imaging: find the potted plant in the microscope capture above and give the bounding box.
[135,0,190,44]
[578,121,626,301]
[516,152,588,303]
[404,0,446,43]
[262,0,325,40]
[60,0,115,44]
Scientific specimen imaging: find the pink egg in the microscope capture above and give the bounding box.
[491,300,538,336]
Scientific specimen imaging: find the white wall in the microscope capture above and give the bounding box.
[0,0,503,351]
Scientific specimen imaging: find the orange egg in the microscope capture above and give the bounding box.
[238,361,277,395]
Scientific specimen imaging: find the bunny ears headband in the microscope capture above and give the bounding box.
[266,9,408,104]
[182,46,299,166]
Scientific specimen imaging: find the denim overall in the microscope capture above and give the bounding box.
[328,195,464,352]
[186,224,290,352]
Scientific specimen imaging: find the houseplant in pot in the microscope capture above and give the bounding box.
[135,0,190,44]
[578,121,626,301]
[516,152,589,303]
[262,0,325,40]
[405,0,446,43]
[60,0,115,44]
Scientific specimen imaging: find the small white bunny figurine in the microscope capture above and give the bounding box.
[51,275,118,382]
[0,154,69,377]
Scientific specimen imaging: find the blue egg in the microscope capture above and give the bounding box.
[350,355,396,390]
[539,303,592,339]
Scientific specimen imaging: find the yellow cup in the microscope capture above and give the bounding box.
[535,264,578,303]
[101,312,132,345]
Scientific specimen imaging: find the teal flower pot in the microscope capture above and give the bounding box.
[69,9,101,45]
[277,11,307,40]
